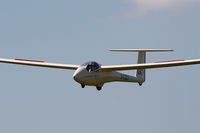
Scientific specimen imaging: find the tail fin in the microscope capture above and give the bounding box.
[110,49,174,86]
[136,51,146,85]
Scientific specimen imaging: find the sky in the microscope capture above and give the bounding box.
[0,0,200,133]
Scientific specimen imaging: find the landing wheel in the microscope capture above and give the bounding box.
[96,86,102,91]
[81,84,85,88]
[139,83,142,86]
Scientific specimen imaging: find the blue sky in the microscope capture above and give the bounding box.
[0,0,200,133]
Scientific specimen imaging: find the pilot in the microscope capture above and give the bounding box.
[86,64,93,72]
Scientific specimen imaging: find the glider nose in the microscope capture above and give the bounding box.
[73,73,80,81]
[73,67,84,82]
[73,72,84,84]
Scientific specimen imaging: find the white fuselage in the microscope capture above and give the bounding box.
[73,66,141,87]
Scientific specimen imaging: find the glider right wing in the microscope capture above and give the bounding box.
[0,58,79,70]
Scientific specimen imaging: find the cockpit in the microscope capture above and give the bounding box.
[81,61,101,72]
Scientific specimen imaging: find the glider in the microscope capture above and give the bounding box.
[0,49,200,91]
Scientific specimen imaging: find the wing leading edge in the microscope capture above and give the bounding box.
[101,59,200,71]
[0,58,79,70]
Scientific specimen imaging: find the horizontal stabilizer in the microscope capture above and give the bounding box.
[110,49,174,52]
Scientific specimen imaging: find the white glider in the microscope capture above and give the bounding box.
[0,49,200,91]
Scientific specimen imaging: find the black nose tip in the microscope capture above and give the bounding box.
[73,75,77,80]
[73,74,80,81]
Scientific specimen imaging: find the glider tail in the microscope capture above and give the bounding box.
[110,49,174,86]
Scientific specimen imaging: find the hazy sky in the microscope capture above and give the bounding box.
[0,0,200,133]
[131,0,200,15]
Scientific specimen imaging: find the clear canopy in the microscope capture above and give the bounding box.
[82,61,101,71]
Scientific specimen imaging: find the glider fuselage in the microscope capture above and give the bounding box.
[73,63,141,88]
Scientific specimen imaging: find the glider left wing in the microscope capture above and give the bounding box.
[101,59,200,71]
[0,58,79,70]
